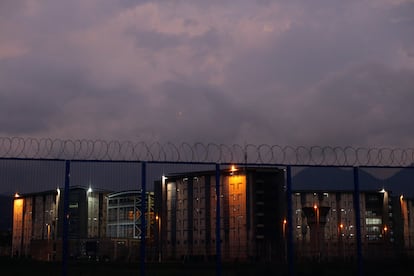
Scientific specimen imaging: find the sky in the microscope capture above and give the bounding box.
[1,0,414,148]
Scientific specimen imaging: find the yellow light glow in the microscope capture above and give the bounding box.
[384,225,388,232]
[313,204,318,210]
[47,224,51,240]
[283,219,287,225]
[14,193,20,198]
[14,198,23,208]
[230,165,237,173]
[339,223,344,229]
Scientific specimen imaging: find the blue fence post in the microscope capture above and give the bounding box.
[62,160,70,276]
[353,167,363,276]
[286,166,295,276]
[141,162,147,276]
[215,163,222,276]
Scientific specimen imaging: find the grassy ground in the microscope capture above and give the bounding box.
[0,257,413,276]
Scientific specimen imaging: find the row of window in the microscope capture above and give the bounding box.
[107,225,139,238]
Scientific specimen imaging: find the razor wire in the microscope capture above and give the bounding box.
[0,137,413,166]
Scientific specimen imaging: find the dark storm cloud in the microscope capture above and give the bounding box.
[130,30,184,50]
[1,54,93,135]
[220,0,414,146]
[0,0,413,148]
[294,63,414,147]
[144,80,240,142]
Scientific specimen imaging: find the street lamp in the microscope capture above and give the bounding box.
[400,194,411,248]
[46,223,51,240]
[338,223,344,239]
[314,204,320,259]
[283,219,287,262]
[382,224,389,251]
[156,215,161,263]
[339,223,344,259]
[283,219,287,238]
[230,165,237,175]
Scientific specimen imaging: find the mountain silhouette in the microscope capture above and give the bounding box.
[292,166,414,198]
[292,167,382,191]
[385,168,414,198]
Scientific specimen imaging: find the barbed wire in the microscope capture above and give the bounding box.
[0,137,413,167]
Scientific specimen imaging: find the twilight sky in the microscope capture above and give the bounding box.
[1,0,414,148]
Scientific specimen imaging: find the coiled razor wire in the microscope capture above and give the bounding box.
[0,137,413,166]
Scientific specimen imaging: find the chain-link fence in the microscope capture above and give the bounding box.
[1,139,414,275]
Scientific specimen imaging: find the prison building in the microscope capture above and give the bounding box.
[106,190,155,261]
[12,186,108,261]
[154,167,286,262]
[292,189,414,260]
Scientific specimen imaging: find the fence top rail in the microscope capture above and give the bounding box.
[0,137,413,167]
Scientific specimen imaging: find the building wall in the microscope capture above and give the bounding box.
[158,167,286,262]
[227,174,247,259]
[292,190,414,260]
[106,191,156,261]
[12,193,58,258]
[107,191,154,240]
[12,196,24,256]
[407,200,414,255]
[396,196,414,256]
[292,192,370,259]
[163,174,234,260]
[12,180,414,262]
[12,187,108,260]
[87,192,107,238]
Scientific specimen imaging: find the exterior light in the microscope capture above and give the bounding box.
[14,193,20,198]
[313,204,318,210]
[400,195,404,201]
[282,219,287,239]
[384,225,388,232]
[339,223,344,229]
[162,175,167,186]
[46,224,51,240]
[87,187,92,193]
[230,165,237,174]
[380,188,386,193]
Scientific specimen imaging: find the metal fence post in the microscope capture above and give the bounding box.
[286,166,295,276]
[215,163,222,276]
[62,160,70,276]
[141,162,147,276]
[353,167,363,276]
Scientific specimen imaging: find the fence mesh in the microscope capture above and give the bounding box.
[1,152,414,275]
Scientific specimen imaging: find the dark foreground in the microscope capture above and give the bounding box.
[0,257,413,276]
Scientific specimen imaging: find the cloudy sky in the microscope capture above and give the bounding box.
[1,0,414,148]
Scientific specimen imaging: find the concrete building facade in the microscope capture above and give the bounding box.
[106,190,155,261]
[292,189,414,260]
[12,187,108,260]
[154,167,286,262]
[12,186,157,262]
[11,172,414,263]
